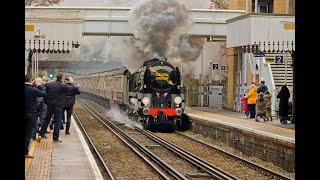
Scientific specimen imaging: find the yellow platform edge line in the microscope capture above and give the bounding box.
[25,133,39,175]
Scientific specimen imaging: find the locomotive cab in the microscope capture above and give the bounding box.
[128,58,188,132]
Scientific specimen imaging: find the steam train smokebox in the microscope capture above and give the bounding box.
[144,59,178,93]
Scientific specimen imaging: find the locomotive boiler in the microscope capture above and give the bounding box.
[77,57,189,132]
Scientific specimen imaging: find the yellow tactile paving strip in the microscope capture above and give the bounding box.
[185,108,295,142]
[25,133,53,180]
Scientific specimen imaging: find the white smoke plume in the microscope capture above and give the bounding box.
[47,0,210,72]
[129,0,188,58]
[129,97,138,113]
[107,102,143,130]
[128,0,204,65]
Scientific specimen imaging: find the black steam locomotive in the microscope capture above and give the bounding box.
[77,58,189,132]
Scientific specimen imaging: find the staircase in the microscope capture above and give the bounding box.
[265,53,293,92]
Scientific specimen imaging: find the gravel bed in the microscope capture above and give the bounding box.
[156,132,295,179]
[74,102,163,180]
[81,99,295,179]
[85,100,214,179]
[155,132,269,180]
[123,128,211,180]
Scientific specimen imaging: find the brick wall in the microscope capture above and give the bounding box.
[274,0,286,14]
[227,48,238,110]
[229,0,287,14]
[229,0,253,12]
[190,118,295,172]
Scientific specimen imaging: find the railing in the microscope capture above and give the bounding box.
[260,57,277,116]
[185,85,227,109]
[185,86,209,107]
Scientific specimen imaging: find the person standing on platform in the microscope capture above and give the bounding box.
[257,80,268,94]
[240,93,249,118]
[61,76,80,134]
[39,73,70,142]
[264,90,272,121]
[245,83,257,118]
[25,74,46,158]
[31,78,45,142]
[277,85,290,124]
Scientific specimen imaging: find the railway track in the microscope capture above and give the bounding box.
[74,100,168,179]
[72,109,115,180]
[79,98,238,180]
[82,97,294,180]
[174,132,293,180]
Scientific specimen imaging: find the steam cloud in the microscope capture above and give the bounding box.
[129,0,187,58]
[128,0,204,64]
[108,102,143,130]
[47,0,208,73]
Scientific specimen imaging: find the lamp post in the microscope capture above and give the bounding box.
[200,50,204,107]
[280,20,293,85]
[209,60,213,107]
[246,0,248,13]
[255,0,258,13]
[181,58,183,88]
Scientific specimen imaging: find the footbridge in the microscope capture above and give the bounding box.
[25,6,245,52]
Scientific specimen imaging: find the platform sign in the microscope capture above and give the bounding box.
[212,63,219,70]
[221,65,226,71]
[25,24,34,31]
[253,52,265,57]
[274,56,284,64]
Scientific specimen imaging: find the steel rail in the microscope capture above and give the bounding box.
[77,99,186,180]
[137,128,239,180]
[175,131,293,180]
[72,109,115,180]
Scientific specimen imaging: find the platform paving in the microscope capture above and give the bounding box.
[25,116,104,180]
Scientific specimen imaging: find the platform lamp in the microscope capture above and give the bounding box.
[48,73,54,79]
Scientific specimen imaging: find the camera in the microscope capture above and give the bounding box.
[65,77,69,81]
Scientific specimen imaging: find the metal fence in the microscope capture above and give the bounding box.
[235,86,293,116]
[185,85,226,108]
[185,86,209,107]
[185,84,293,115]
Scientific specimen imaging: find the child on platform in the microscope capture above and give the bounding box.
[264,90,272,121]
[240,93,249,118]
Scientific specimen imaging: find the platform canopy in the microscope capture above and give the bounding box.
[25,7,84,53]
[25,6,245,53]
[226,14,295,52]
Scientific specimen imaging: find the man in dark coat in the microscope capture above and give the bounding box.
[277,85,290,124]
[39,73,76,142]
[62,76,80,134]
[257,80,268,93]
[25,74,46,158]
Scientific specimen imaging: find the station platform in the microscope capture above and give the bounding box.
[185,107,295,143]
[184,107,295,172]
[25,117,103,180]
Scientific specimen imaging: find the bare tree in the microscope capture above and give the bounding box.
[25,0,62,6]
[289,0,295,14]
[211,0,229,9]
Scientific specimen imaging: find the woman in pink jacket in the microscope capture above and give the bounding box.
[240,93,249,118]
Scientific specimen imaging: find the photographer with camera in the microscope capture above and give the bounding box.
[62,76,80,134]
[39,73,77,142]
